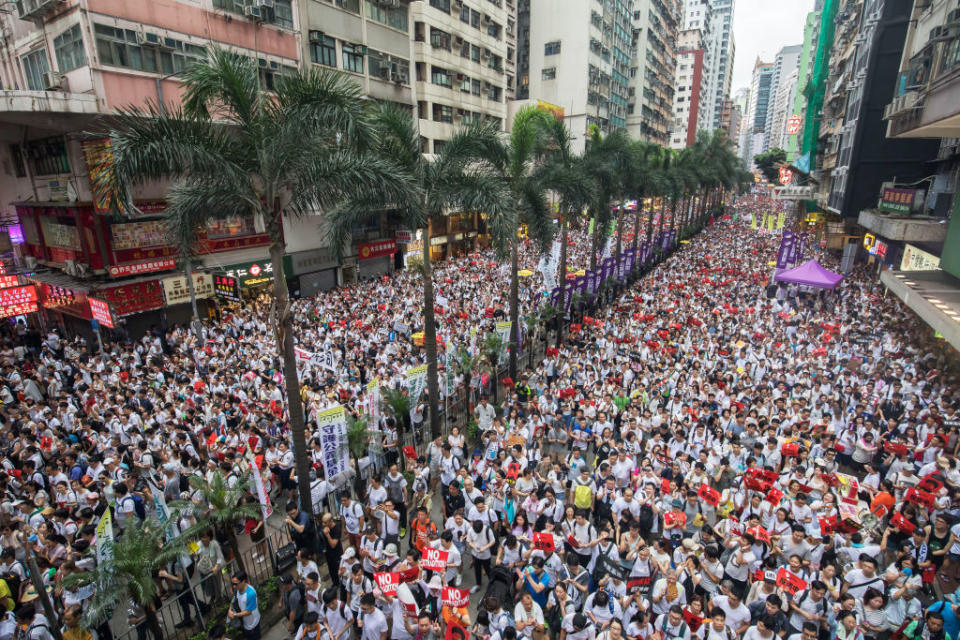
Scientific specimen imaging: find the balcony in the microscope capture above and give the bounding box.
[0,90,100,126]
[887,31,960,138]
[17,0,64,21]
[857,210,948,244]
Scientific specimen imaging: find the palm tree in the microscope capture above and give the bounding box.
[451,345,484,411]
[91,49,411,511]
[329,106,509,440]
[582,127,633,273]
[538,114,595,347]
[481,331,506,405]
[480,106,558,381]
[381,386,412,434]
[169,470,261,577]
[64,519,187,640]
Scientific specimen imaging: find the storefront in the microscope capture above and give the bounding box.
[160,272,215,325]
[283,247,339,298]
[218,259,275,297]
[356,239,396,280]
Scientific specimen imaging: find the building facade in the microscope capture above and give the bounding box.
[785,8,821,161]
[522,0,633,151]
[626,0,680,145]
[668,29,707,148]
[764,44,802,154]
[738,58,772,167]
[718,97,741,151]
[703,0,734,131]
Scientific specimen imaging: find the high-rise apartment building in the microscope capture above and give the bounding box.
[668,29,707,148]
[763,44,802,154]
[627,0,680,146]
[785,8,821,161]
[410,0,516,154]
[703,0,734,131]
[738,58,772,167]
[522,0,634,151]
[718,97,741,151]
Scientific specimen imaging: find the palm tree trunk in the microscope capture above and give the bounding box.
[615,204,624,283]
[632,199,642,254]
[556,211,568,349]
[145,605,164,640]
[227,526,247,578]
[508,236,519,381]
[421,226,443,440]
[267,209,313,515]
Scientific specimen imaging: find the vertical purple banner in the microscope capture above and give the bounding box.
[564,283,574,309]
[776,231,796,270]
[793,232,807,265]
[549,286,561,307]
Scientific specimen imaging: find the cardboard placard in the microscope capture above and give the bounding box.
[905,487,936,509]
[883,441,909,457]
[745,476,773,493]
[421,547,449,572]
[818,515,837,536]
[664,511,686,529]
[747,526,771,544]
[533,532,556,553]
[890,512,916,534]
[661,477,672,494]
[403,446,418,461]
[698,484,721,507]
[374,571,399,596]
[445,624,469,640]
[918,475,944,494]
[627,575,653,594]
[441,587,470,608]
[766,488,784,505]
[747,468,780,483]
[781,443,800,457]
[398,566,420,583]
[776,567,808,595]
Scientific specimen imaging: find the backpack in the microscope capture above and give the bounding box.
[796,590,827,616]
[122,495,147,521]
[661,615,687,640]
[574,484,592,510]
[638,503,654,531]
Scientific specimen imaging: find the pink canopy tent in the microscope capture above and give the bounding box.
[774,259,844,289]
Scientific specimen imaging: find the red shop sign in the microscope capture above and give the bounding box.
[88,297,114,328]
[357,239,397,260]
[97,280,164,316]
[108,258,177,278]
[0,301,37,318]
[0,275,19,289]
[0,285,37,306]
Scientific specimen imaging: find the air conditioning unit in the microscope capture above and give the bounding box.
[24,256,37,270]
[378,65,390,80]
[42,71,63,90]
[482,14,491,25]
[244,5,263,20]
[257,0,274,7]
[64,260,78,276]
[481,48,491,58]
[309,30,324,43]
[74,262,89,277]
[17,0,62,21]
[390,67,408,84]
[141,30,162,47]
[455,72,465,80]
[454,36,463,45]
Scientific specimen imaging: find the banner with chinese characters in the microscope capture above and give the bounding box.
[316,405,350,480]
[901,244,940,271]
[214,274,241,301]
[97,280,164,316]
[406,364,429,406]
[88,297,114,328]
[776,232,796,270]
[0,285,38,318]
[294,346,337,371]
[162,272,215,306]
[879,187,916,214]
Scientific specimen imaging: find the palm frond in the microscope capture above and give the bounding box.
[181,47,262,126]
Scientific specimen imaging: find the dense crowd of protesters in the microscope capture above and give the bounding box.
[2,192,960,640]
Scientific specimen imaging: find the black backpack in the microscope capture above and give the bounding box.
[638,503,654,531]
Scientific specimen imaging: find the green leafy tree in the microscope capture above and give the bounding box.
[754,147,787,185]
[346,416,370,496]
[63,519,188,640]
[451,345,484,410]
[93,48,412,512]
[169,470,261,577]
[328,105,509,440]
[381,386,412,433]
[482,331,506,405]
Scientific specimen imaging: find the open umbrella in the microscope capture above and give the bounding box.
[517,269,534,277]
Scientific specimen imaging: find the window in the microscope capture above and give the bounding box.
[471,44,481,62]
[54,25,86,72]
[310,35,337,67]
[433,139,446,153]
[460,40,471,58]
[432,103,453,123]
[273,0,294,28]
[430,27,451,50]
[367,2,408,30]
[487,84,501,101]
[342,43,364,73]
[471,78,481,95]
[544,41,561,56]
[11,136,69,176]
[431,66,451,87]
[326,0,359,12]
[429,0,450,12]
[487,21,500,39]
[460,3,470,22]
[542,67,556,80]
[460,75,471,92]
[95,24,205,75]
[21,49,50,91]
[470,9,480,28]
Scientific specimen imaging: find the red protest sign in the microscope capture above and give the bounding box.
[891,512,917,534]
[374,572,399,596]
[818,515,837,536]
[747,526,771,544]
[533,532,556,553]
[698,484,720,507]
[781,443,800,457]
[905,487,936,509]
[403,446,418,461]
[746,468,780,484]
[883,441,909,457]
[664,512,686,529]
[661,477,672,494]
[776,567,808,595]
[506,462,521,480]
[398,566,420,583]
[766,487,784,505]
[441,587,470,608]
[918,475,944,494]
[745,476,772,493]
[421,547,449,572]
[444,623,469,640]
[795,483,814,495]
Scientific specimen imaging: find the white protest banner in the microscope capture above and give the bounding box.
[495,321,512,357]
[294,346,337,371]
[366,377,380,425]
[374,571,399,596]
[406,364,429,406]
[441,587,470,608]
[316,405,350,480]
[95,509,114,566]
[250,462,273,521]
[421,547,448,571]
